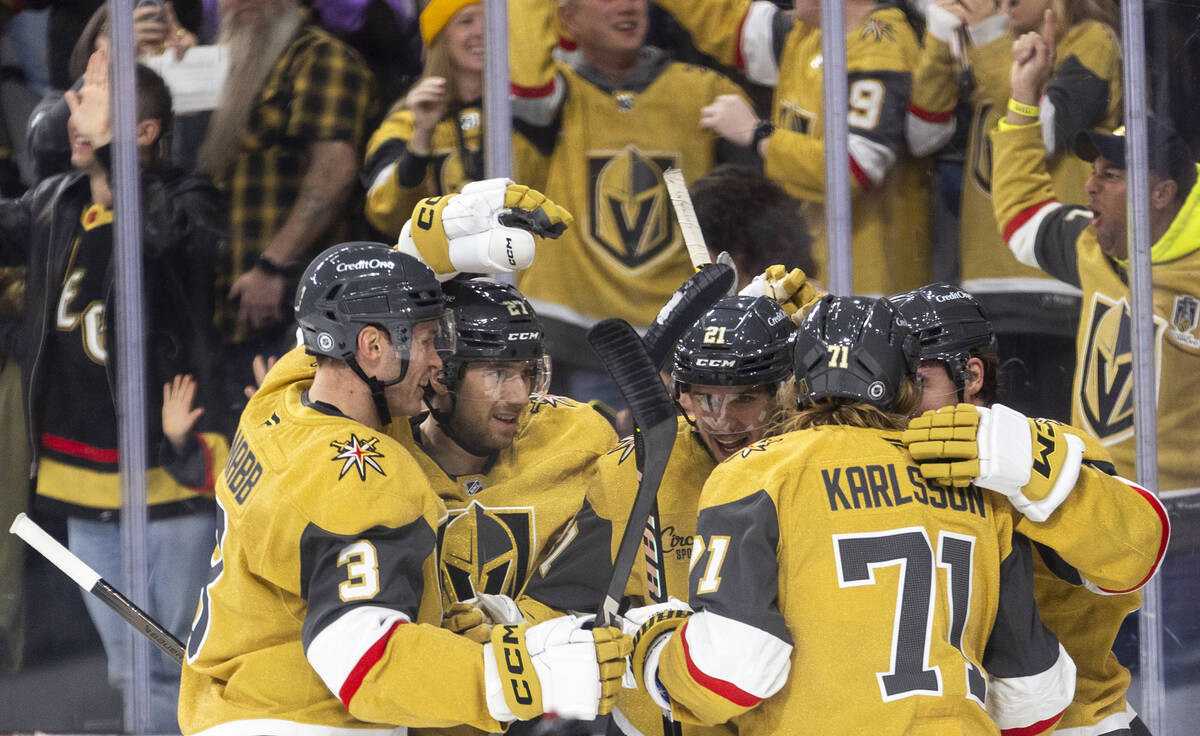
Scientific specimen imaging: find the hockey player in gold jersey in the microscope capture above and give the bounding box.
[398,277,618,620]
[625,296,1076,735]
[583,295,794,736]
[990,19,1200,731]
[654,0,932,295]
[178,242,630,735]
[507,0,752,400]
[893,283,1169,735]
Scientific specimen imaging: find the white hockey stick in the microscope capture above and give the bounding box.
[9,512,186,663]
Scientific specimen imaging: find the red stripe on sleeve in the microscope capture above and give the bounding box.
[734,7,750,70]
[849,155,873,191]
[679,622,762,708]
[1097,482,1171,594]
[1001,200,1059,243]
[338,621,403,707]
[907,102,954,123]
[510,80,556,99]
[1000,709,1065,736]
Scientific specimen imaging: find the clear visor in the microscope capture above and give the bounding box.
[391,311,456,362]
[681,385,779,437]
[453,355,552,403]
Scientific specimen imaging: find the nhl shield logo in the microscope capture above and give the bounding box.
[437,501,535,605]
[1075,294,1164,443]
[586,146,680,268]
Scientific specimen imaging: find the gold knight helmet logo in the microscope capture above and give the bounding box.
[438,501,535,605]
[1076,294,1163,442]
[587,146,679,268]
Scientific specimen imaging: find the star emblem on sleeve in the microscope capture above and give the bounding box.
[329,434,387,481]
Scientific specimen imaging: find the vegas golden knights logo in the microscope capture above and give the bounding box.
[778,99,815,136]
[1076,294,1164,443]
[437,501,535,605]
[587,146,679,268]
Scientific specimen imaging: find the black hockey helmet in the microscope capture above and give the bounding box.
[673,295,794,391]
[296,242,449,360]
[439,278,549,394]
[888,283,996,397]
[295,242,453,424]
[792,295,917,410]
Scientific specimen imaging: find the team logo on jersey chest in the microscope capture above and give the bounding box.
[438,501,535,604]
[1075,294,1164,443]
[329,434,386,481]
[586,146,680,268]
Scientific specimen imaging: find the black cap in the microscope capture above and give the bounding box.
[1075,117,1196,186]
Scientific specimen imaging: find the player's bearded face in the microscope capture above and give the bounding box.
[388,321,446,418]
[448,360,537,451]
[682,385,776,462]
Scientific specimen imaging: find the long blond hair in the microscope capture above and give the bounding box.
[769,376,923,435]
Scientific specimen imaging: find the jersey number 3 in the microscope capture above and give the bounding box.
[834,528,986,704]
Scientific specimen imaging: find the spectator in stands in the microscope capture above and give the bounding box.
[507,0,752,404]
[655,0,932,297]
[0,50,227,732]
[907,0,1121,421]
[992,23,1200,729]
[362,0,487,239]
[196,0,374,404]
[26,1,199,183]
[689,163,816,291]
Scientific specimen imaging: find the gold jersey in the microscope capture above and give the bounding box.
[179,354,505,735]
[990,122,1200,495]
[587,419,729,736]
[655,426,1073,734]
[656,0,932,295]
[393,395,617,609]
[509,0,746,327]
[910,20,1121,293]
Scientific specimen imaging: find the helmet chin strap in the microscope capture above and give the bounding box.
[421,388,495,459]
[347,357,406,427]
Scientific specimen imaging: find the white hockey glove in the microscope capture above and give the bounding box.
[482,615,631,722]
[396,178,572,280]
[903,403,1086,522]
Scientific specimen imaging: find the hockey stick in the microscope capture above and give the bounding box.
[663,167,740,288]
[9,512,186,664]
[642,262,734,371]
[588,319,679,627]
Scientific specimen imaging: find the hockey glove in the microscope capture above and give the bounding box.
[396,178,572,279]
[445,594,525,643]
[483,615,631,722]
[741,265,822,325]
[444,602,492,644]
[625,603,691,707]
[903,403,1086,522]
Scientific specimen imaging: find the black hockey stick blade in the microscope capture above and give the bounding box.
[10,513,186,663]
[588,319,679,626]
[642,263,734,371]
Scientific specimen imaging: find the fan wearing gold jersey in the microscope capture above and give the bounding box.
[179,238,629,735]
[399,277,617,623]
[626,296,1075,735]
[654,0,931,296]
[907,0,1121,421]
[990,19,1200,731]
[507,0,752,402]
[893,283,1169,736]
